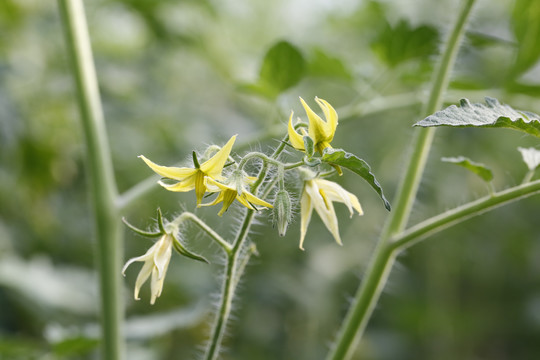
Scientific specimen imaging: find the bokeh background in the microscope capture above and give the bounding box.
[2,0,540,359]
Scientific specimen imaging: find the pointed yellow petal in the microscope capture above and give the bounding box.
[299,186,314,250]
[235,195,256,210]
[287,111,305,150]
[300,97,328,145]
[139,155,196,180]
[242,191,273,208]
[200,135,237,177]
[315,97,338,141]
[158,175,196,192]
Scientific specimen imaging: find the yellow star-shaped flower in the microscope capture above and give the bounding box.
[139,135,236,205]
[203,172,273,216]
[288,97,338,155]
[300,178,363,250]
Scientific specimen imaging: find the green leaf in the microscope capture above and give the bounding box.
[371,19,439,68]
[322,148,391,211]
[414,97,540,138]
[307,48,352,81]
[511,0,540,75]
[256,41,306,99]
[517,147,540,171]
[441,156,493,182]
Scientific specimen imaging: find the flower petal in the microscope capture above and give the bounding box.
[300,97,328,145]
[153,235,172,279]
[200,135,237,178]
[287,111,305,150]
[158,175,197,192]
[242,191,273,209]
[317,179,363,217]
[299,187,313,250]
[150,267,165,305]
[306,180,342,245]
[139,155,196,180]
[315,97,338,142]
[133,260,153,300]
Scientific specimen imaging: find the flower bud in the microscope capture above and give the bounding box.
[273,189,292,237]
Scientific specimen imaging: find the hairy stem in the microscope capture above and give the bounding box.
[326,1,477,359]
[392,179,540,251]
[204,135,289,359]
[173,212,232,254]
[204,210,255,360]
[57,1,124,359]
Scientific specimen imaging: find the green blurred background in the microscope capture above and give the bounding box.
[2,0,540,359]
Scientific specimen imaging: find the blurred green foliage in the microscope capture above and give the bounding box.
[1,0,540,359]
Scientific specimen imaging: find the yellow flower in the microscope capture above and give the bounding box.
[203,172,273,216]
[288,97,338,155]
[300,178,363,250]
[122,233,173,305]
[139,135,236,205]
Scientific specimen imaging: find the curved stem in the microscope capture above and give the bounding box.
[57,1,124,359]
[172,212,232,254]
[391,179,540,251]
[326,1,477,359]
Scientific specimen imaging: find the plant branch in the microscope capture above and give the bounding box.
[391,179,540,251]
[57,1,124,359]
[326,1,477,359]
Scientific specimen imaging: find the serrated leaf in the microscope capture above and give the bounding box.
[322,148,391,211]
[414,97,540,138]
[511,0,540,75]
[518,147,540,171]
[441,156,493,182]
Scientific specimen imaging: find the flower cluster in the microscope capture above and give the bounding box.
[124,97,383,303]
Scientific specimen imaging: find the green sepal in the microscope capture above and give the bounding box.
[441,156,494,182]
[122,217,162,238]
[156,208,167,234]
[171,233,209,264]
[414,97,540,138]
[303,135,315,158]
[192,151,201,169]
[322,148,391,211]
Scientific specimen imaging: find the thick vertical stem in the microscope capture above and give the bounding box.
[326,1,476,359]
[57,1,124,359]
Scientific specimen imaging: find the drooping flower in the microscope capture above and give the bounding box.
[288,97,338,155]
[139,135,236,205]
[122,233,173,305]
[122,209,208,304]
[203,171,273,216]
[300,177,363,250]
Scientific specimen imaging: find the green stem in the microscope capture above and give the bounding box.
[391,179,540,251]
[204,135,288,360]
[172,212,232,254]
[204,210,255,360]
[57,1,123,359]
[326,1,476,359]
